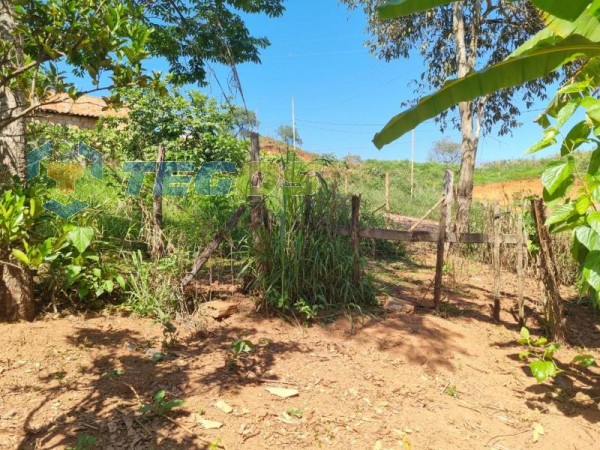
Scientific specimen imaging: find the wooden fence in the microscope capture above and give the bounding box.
[339,169,534,323]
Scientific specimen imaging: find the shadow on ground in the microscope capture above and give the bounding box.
[17,319,305,449]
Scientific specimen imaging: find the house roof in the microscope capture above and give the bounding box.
[39,93,129,119]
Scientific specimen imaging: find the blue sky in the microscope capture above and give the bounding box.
[198,0,566,164]
[73,0,571,164]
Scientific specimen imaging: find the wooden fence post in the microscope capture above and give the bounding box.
[351,195,361,284]
[249,132,263,246]
[385,172,390,213]
[492,203,501,321]
[517,209,525,325]
[151,143,166,260]
[433,169,453,309]
[530,198,565,341]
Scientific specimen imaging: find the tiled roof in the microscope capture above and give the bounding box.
[39,93,129,119]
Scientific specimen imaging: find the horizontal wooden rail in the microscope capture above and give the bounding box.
[336,227,522,245]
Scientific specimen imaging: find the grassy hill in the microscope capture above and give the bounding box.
[332,152,591,220]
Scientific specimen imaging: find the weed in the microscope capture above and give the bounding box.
[226,338,254,371]
[517,327,597,382]
[140,390,185,416]
[287,407,303,418]
[208,439,223,450]
[66,434,96,450]
[443,385,458,398]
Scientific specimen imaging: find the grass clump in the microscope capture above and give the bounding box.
[241,154,376,320]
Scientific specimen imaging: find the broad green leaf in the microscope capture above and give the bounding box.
[116,275,126,289]
[587,148,600,174]
[545,202,578,227]
[526,127,559,154]
[571,354,598,366]
[11,249,29,265]
[533,337,548,347]
[587,212,600,235]
[544,6,600,41]
[575,195,592,214]
[378,0,456,19]
[571,237,589,263]
[544,343,562,358]
[556,100,581,128]
[529,360,558,382]
[534,0,593,21]
[163,399,185,409]
[583,250,600,290]
[560,121,592,155]
[103,279,114,293]
[377,0,592,21]
[373,36,600,149]
[153,390,166,402]
[67,227,94,254]
[519,350,530,360]
[521,327,531,340]
[575,226,600,251]
[541,157,575,196]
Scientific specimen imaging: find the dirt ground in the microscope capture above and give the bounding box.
[473,179,542,204]
[1,250,599,450]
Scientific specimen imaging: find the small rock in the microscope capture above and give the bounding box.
[124,341,137,351]
[200,301,238,319]
[215,399,234,414]
[574,391,594,407]
[198,419,223,429]
[384,296,415,314]
[266,387,299,399]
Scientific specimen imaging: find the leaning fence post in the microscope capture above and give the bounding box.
[517,207,525,325]
[351,195,361,284]
[530,198,565,341]
[492,203,502,321]
[433,169,453,309]
[249,132,263,247]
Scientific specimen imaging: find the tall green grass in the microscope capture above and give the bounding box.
[241,154,377,319]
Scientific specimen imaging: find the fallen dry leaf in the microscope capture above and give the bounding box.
[265,387,299,399]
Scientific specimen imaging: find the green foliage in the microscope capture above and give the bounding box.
[232,339,254,356]
[140,390,184,416]
[343,0,553,144]
[526,66,600,305]
[126,250,183,318]
[0,187,43,256]
[118,85,248,164]
[276,125,302,147]
[286,407,303,419]
[517,327,562,382]
[428,138,461,165]
[241,152,377,319]
[142,0,285,85]
[369,0,600,148]
[66,434,96,450]
[443,384,458,398]
[517,327,597,382]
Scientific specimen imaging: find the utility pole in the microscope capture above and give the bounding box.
[292,97,296,151]
[411,129,415,199]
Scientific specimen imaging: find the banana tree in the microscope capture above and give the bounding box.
[374,0,600,148]
[375,0,600,338]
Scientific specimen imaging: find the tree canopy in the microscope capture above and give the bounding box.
[341,0,555,139]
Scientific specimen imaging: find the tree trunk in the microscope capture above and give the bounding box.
[0,0,35,322]
[151,143,166,260]
[452,1,482,235]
